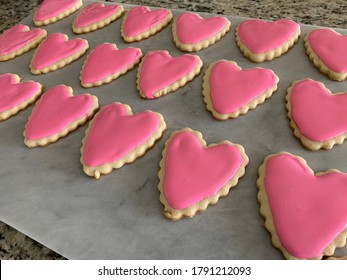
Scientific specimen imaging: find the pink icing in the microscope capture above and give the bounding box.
[123,6,171,37]
[209,60,278,114]
[0,24,44,56]
[139,50,200,99]
[0,73,41,112]
[238,19,300,53]
[34,0,81,21]
[81,43,142,84]
[307,29,347,73]
[264,153,347,259]
[290,79,347,142]
[74,3,121,28]
[31,33,88,70]
[25,85,95,140]
[163,131,245,210]
[83,103,161,167]
[175,12,229,44]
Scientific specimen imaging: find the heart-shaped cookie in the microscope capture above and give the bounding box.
[121,6,173,42]
[80,43,142,88]
[257,152,347,259]
[24,85,99,147]
[0,24,47,61]
[236,19,301,62]
[203,60,279,120]
[0,73,43,121]
[286,79,347,150]
[158,128,249,220]
[137,50,203,99]
[34,0,83,26]
[72,3,124,34]
[172,12,231,52]
[81,102,166,179]
[30,33,89,74]
[305,29,347,81]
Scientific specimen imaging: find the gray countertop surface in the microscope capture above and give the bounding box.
[0,0,346,260]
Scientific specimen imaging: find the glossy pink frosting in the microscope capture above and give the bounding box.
[0,73,41,112]
[25,85,95,140]
[175,12,229,44]
[307,29,347,73]
[209,60,278,114]
[31,33,88,70]
[164,131,245,209]
[290,79,347,142]
[238,19,300,53]
[74,3,121,28]
[83,103,161,167]
[123,6,171,37]
[34,0,81,21]
[0,24,44,56]
[139,50,200,99]
[81,43,142,84]
[264,153,347,259]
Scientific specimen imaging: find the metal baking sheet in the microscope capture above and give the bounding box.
[1,1,347,259]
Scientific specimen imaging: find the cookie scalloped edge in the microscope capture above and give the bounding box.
[158,127,249,221]
[24,86,99,147]
[0,74,44,121]
[0,27,47,62]
[257,152,347,260]
[235,23,301,63]
[304,30,347,82]
[30,34,89,75]
[72,5,125,34]
[136,51,203,99]
[172,15,231,52]
[286,79,347,150]
[202,60,279,120]
[120,8,173,43]
[80,44,143,88]
[80,102,167,179]
[34,0,83,26]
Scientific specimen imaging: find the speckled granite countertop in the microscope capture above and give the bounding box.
[0,0,346,260]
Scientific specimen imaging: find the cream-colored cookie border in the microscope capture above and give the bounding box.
[80,102,167,179]
[304,29,347,81]
[72,4,125,34]
[24,85,99,148]
[257,152,347,260]
[34,0,83,26]
[0,74,44,121]
[120,7,173,43]
[80,44,143,88]
[286,79,347,150]
[136,51,203,99]
[0,27,47,62]
[172,14,231,52]
[202,60,279,120]
[30,34,89,75]
[158,128,249,221]
[326,256,347,260]
[235,22,301,63]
